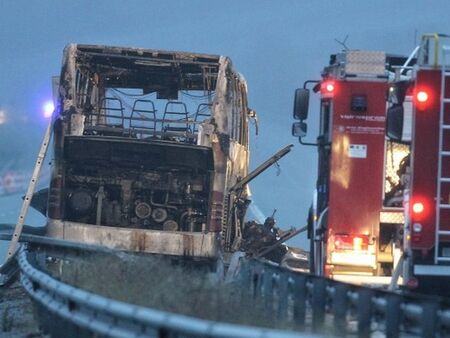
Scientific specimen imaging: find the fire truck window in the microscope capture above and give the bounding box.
[320,100,331,142]
[351,95,367,112]
[383,141,410,207]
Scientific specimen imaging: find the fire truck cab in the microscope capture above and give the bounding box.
[387,34,450,290]
[293,50,411,279]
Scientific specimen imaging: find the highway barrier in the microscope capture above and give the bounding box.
[236,259,450,337]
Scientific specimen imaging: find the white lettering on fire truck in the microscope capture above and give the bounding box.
[341,126,385,135]
[340,114,386,122]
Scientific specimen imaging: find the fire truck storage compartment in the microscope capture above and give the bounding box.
[328,81,387,240]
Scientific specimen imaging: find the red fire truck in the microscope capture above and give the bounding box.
[388,33,450,290]
[292,50,412,279]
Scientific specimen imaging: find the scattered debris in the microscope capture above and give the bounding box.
[0,283,44,337]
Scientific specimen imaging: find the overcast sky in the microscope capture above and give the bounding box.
[1,0,450,248]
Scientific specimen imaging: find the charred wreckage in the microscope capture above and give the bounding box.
[28,44,298,264]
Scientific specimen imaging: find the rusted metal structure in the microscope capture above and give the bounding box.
[45,44,252,260]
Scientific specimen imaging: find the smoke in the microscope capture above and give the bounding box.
[247,199,266,223]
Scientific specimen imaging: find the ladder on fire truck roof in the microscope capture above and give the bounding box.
[435,43,450,264]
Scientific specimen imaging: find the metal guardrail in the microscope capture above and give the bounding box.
[17,245,319,338]
[9,236,450,337]
[236,259,450,338]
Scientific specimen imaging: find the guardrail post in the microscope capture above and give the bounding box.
[277,274,289,320]
[252,264,262,298]
[357,289,373,338]
[385,294,401,338]
[159,328,176,338]
[35,251,46,270]
[420,301,437,338]
[312,277,326,333]
[237,260,251,294]
[262,268,274,316]
[333,283,348,337]
[293,275,307,328]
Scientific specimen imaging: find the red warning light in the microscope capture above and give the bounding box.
[410,197,430,221]
[412,202,424,214]
[326,83,335,92]
[406,277,419,289]
[416,91,429,103]
[321,81,335,95]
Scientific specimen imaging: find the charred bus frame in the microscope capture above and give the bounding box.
[46,44,252,260]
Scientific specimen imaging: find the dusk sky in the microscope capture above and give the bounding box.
[1,0,450,248]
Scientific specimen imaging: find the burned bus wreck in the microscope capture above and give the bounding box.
[46,44,251,259]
